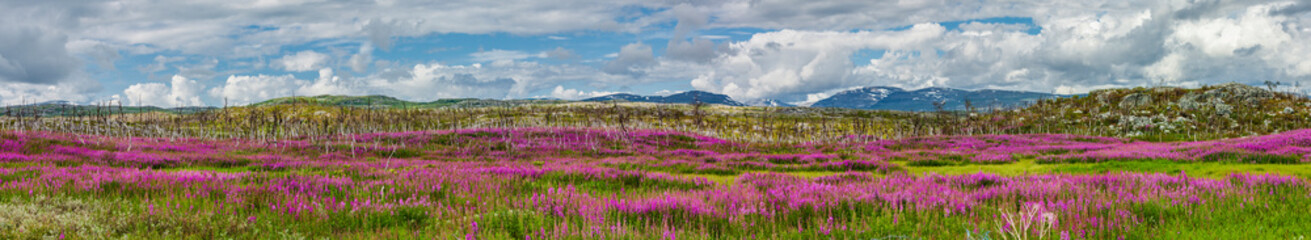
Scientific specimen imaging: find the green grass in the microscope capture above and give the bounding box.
[905,159,1311,179]
[677,170,844,186]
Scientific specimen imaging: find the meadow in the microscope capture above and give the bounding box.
[1,126,1310,239]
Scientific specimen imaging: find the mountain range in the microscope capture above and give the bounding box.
[582,91,748,107]
[810,87,1065,111]
[584,87,1062,111]
[0,86,1078,116]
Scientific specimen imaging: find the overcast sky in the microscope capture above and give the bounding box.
[1,0,1309,106]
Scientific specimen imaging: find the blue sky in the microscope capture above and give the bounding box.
[1,0,1309,107]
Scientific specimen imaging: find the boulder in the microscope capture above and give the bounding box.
[1118,93,1153,109]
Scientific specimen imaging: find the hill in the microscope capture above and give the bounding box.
[1004,82,1310,140]
[811,86,1064,111]
[252,95,567,108]
[584,91,747,106]
[1,101,215,117]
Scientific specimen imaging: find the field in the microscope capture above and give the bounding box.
[2,125,1310,239]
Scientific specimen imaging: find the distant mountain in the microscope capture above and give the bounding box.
[252,95,567,109]
[1,101,215,117]
[745,99,796,107]
[811,86,1063,111]
[584,91,747,106]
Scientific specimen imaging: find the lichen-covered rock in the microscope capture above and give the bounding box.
[1177,82,1274,113]
[1119,93,1153,109]
[1091,89,1119,105]
[1216,103,1234,116]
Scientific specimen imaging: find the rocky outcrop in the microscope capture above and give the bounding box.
[1118,93,1153,109]
[1177,82,1274,115]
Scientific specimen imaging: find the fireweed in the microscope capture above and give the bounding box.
[0,128,1308,238]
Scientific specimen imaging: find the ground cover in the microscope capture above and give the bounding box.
[0,128,1308,238]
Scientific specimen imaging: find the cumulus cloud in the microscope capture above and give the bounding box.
[207,60,631,104]
[122,75,205,107]
[277,50,330,72]
[690,1,1311,102]
[370,64,518,100]
[0,80,100,106]
[210,74,305,105]
[690,24,948,101]
[549,85,619,99]
[7,0,1311,105]
[300,68,357,96]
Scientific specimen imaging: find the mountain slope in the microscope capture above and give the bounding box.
[584,91,747,106]
[812,86,1062,111]
[252,95,566,108]
[1,101,215,117]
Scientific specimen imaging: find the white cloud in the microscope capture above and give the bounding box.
[7,0,1311,105]
[208,59,634,103]
[470,49,539,63]
[549,85,618,99]
[0,80,99,106]
[277,50,329,72]
[210,74,305,105]
[688,1,1311,101]
[300,68,356,96]
[691,24,948,101]
[123,75,204,107]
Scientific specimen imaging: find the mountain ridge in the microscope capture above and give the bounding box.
[811,86,1065,111]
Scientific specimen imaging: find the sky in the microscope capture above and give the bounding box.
[1,0,1310,107]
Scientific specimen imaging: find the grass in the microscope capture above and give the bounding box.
[677,170,845,186]
[905,159,1311,179]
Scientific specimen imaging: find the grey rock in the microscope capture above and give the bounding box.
[1177,82,1274,113]
[1216,103,1234,116]
[1285,107,1295,114]
[1119,93,1153,109]
[1091,89,1118,105]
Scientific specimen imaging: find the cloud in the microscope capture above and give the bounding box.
[549,85,618,99]
[300,68,356,96]
[364,19,396,51]
[122,75,205,107]
[348,44,374,73]
[277,50,330,72]
[0,0,656,57]
[544,47,579,60]
[0,25,80,84]
[471,49,539,63]
[603,42,657,76]
[8,0,1311,106]
[66,39,121,70]
[210,74,305,105]
[372,64,518,100]
[690,24,948,101]
[207,60,629,104]
[0,80,99,106]
[690,1,1311,102]
[664,4,721,63]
